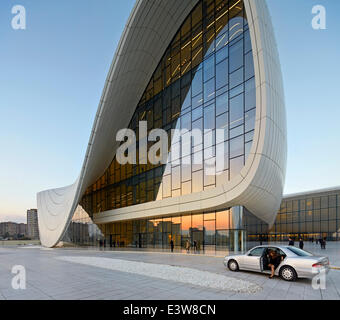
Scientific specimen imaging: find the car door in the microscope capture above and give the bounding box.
[260,247,286,273]
[242,247,265,271]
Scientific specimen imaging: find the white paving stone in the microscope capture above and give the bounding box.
[57,256,262,294]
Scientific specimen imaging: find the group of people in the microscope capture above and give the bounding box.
[184,239,201,253]
[169,239,202,253]
[316,238,327,249]
[288,237,327,250]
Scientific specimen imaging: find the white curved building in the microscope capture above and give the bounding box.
[37,0,286,250]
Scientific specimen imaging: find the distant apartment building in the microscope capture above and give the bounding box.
[18,223,27,236]
[0,222,26,239]
[27,209,39,240]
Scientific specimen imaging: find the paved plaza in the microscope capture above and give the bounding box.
[0,243,340,300]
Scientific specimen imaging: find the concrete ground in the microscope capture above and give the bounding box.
[0,243,339,300]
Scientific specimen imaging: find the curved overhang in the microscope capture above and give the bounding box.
[37,0,286,247]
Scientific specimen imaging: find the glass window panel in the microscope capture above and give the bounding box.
[245,109,256,132]
[230,124,244,139]
[181,113,191,130]
[204,55,215,81]
[192,68,203,96]
[230,94,244,128]
[329,195,336,208]
[192,93,203,109]
[245,78,256,111]
[216,59,228,89]
[216,45,228,63]
[244,29,251,53]
[172,166,181,190]
[321,196,328,209]
[192,150,203,172]
[181,215,191,238]
[203,29,215,56]
[245,141,252,159]
[230,156,244,179]
[204,104,215,130]
[204,220,216,245]
[192,118,203,136]
[192,170,203,192]
[204,78,215,102]
[230,67,244,89]
[192,214,203,230]
[182,181,191,195]
[306,199,313,210]
[162,175,171,198]
[245,51,254,80]
[181,87,191,110]
[192,105,203,121]
[229,39,243,72]
[229,83,244,98]
[204,130,215,148]
[216,210,230,229]
[216,112,228,143]
[216,92,228,116]
[329,208,336,220]
[230,135,244,158]
[204,162,215,186]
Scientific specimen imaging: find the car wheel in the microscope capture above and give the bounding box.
[228,259,239,272]
[279,266,297,281]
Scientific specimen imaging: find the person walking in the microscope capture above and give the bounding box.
[193,240,197,253]
[321,238,326,250]
[170,239,174,253]
[299,238,304,250]
[185,240,190,253]
[288,237,294,246]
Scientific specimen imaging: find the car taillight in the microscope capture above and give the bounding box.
[312,263,322,268]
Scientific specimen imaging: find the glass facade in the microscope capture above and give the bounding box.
[63,0,262,252]
[247,190,340,242]
[79,0,255,216]
[64,207,264,253]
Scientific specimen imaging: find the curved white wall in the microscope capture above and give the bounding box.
[37,0,286,247]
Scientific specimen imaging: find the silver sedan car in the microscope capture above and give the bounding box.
[224,245,330,281]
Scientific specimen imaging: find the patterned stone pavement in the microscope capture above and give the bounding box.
[0,243,339,300]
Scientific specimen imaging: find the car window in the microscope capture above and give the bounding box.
[286,247,313,257]
[248,247,265,256]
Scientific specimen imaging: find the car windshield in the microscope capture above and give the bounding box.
[286,247,313,257]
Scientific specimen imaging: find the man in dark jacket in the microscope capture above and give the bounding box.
[288,237,294,246]
[299,238,304,250]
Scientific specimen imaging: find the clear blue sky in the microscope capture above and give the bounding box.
[0,0,339,223]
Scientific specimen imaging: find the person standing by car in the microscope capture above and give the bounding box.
[268,250,284,279]
[299,238,304,250]
[288,237,294,246]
